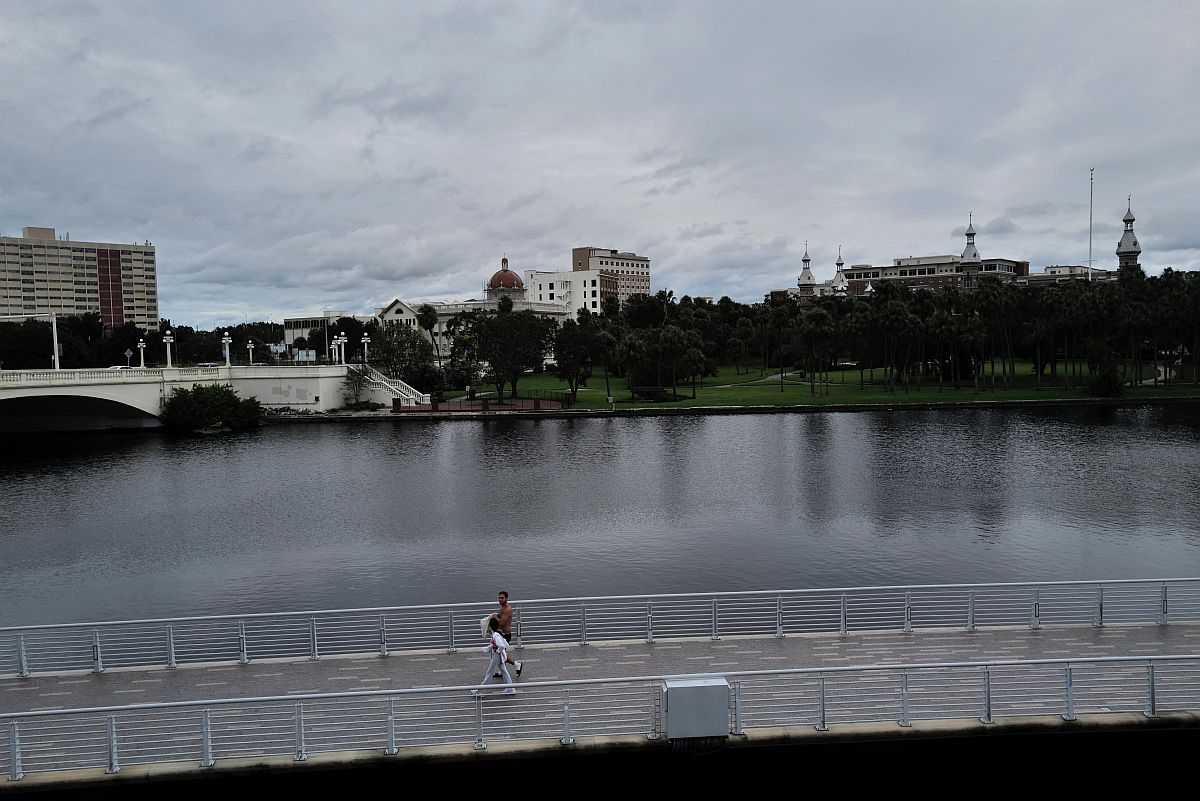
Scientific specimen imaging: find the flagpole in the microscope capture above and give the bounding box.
[1088,168,1094,282]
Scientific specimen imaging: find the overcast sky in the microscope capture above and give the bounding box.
[2,1,1198,328]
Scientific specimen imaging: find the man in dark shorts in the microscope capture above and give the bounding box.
[491,590,524,678]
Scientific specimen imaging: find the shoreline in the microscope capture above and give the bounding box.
[265,393,1200,425]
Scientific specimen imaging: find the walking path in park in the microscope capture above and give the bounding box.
[4,621,1196,714]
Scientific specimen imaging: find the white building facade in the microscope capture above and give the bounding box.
[524,268,619,316]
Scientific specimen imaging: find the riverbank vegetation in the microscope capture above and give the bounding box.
[439,265,1200,407]
[160,384,263,432]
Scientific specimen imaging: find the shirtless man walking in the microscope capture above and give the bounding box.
[490,590,524,678]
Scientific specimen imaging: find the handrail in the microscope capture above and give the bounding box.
[3,652,1196,720]
[3,577,1195,633]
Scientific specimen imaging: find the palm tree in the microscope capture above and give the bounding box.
[416,304,441,362]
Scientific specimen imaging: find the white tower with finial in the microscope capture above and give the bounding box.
[831,246,848,293]
[1116,197,1141,270]
[958,213,981,285]
[798,242,815,286]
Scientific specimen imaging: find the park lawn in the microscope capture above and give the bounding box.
[440,362,1200,411]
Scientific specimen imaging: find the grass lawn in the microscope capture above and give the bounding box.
[450,361,1200,411]
[428,359,1199,411]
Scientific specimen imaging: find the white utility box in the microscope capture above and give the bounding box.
[663,677,731,739]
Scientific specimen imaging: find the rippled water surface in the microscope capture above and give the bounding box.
[2,406,1199,626]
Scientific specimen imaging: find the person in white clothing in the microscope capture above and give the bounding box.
[476,617,516,695]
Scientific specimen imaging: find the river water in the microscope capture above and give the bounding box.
[2,407,1199,627]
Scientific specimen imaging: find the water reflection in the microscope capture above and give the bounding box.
[2,408,1199,626]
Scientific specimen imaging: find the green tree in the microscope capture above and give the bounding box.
[160,384,263,432]
[416,304,442,362]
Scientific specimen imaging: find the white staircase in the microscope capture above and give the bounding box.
[353,365,430,407]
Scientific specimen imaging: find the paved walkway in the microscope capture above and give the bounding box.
[4,622,1196,714]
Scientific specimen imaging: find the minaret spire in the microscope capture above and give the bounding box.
[831,245,847,293]
[1117,197,1141,269]
[797,239,815,286]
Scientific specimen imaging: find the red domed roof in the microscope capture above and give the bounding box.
[488,257,524,289]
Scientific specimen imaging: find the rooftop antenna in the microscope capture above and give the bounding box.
[1088,168,1094,282]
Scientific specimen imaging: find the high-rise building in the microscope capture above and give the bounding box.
[0,226,159,331]
[570,247,650,306]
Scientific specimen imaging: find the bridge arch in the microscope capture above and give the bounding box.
[0,391,162,433]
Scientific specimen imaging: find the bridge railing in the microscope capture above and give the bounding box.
[1,653,1198,780]
[2,578,1198,679]
[0,368,227,386]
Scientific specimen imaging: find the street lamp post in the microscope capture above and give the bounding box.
[163,330,174,368]
[221,331,232,367]
[247,340,255,364]
[361,333,370,364]
[137,338,146,368]
[337,332,346,365]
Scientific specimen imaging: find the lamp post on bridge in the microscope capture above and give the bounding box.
[246,340,255,365]
[221,331,232,367]
[163,330,174,368]
[137,338,145,368]
[361,333,370,364]
[335,332,347,365]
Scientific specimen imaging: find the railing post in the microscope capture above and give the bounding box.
[515,608,523,649]
[561,692,575,745]
[899,672,911,727]
[238,621,249,664]
[1094,586,1104,627]
[974,666,993,724]
[729,681,739,733]
[646,600,655,643]
[17,633,30,678]
[580,604,589,646]
[309,617,320,660]
[379,614,389,657]
[776,595,784,638]
[647,684,662,740]
[9,720,23,781]
[1159,583,1169,625]
[92,629,105,673]
[1062,666,1076,722]
[903,591,912,633]
[967,590,976,632]
[106,715,120,774]
[839,593,848,635]
[473,693,487,750]
[166,625,177,669]
[294,703,308,761]
[816,674,828,732]
[200,708,214,767]
[385,700,398,754]
[447,610,457,654]
[711,598,720,640]
[1030,587,1041,630]
[1144,663,1157,718]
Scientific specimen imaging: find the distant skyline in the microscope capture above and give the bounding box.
[2,1,1198,328]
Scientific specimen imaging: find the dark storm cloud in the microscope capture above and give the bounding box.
[1,1,1198,327]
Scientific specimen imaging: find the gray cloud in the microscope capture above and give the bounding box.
[0,1,1197,328]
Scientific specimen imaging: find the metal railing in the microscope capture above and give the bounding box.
[2,653,1198,781]
[2,578,1197,678]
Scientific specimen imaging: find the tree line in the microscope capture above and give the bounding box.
[4,262,1199,400]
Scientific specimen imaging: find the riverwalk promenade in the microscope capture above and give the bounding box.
[3,579,1199,788]
[3,622,1197,714]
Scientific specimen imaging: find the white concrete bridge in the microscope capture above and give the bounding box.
[0,365,428,432]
